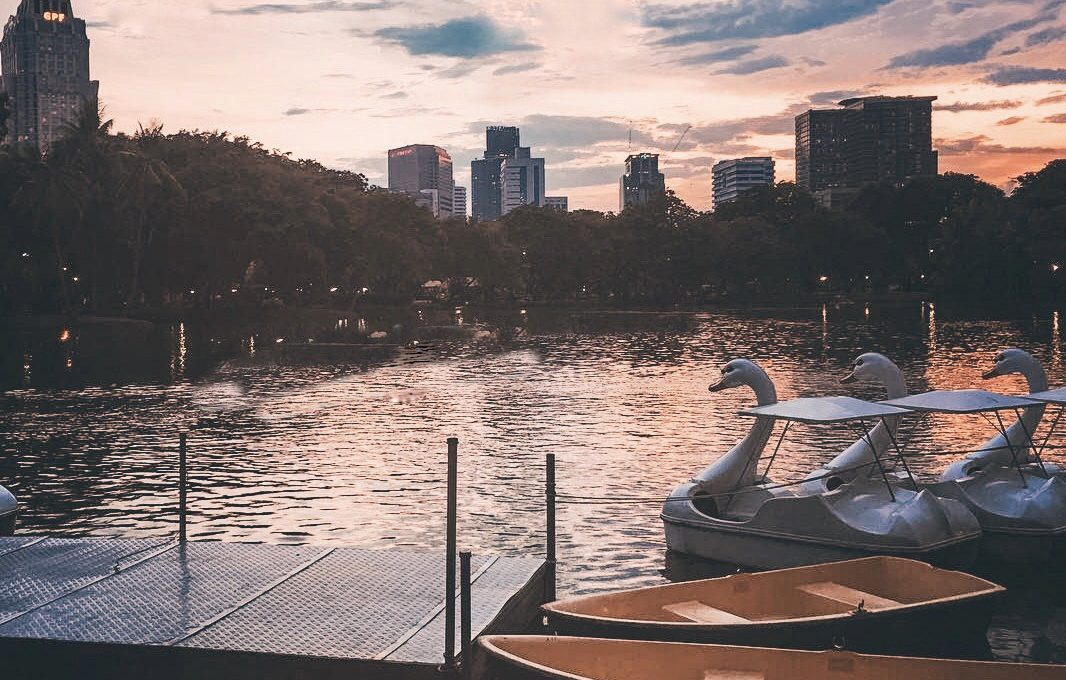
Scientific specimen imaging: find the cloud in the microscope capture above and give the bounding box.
[996,116,1026,125]
[677,45,758,66]
[1038,93,1066,105]
[284,106,364,115]
[381,91,408,99]
[983,66,1066,85]
[375,16,538,58]
[469,115,642,148]
[807,90,865,105]
[935,99,1022,112]
[937,134,1065,155]
[643,0,894,45]
[493,62,540,76]
[1044,113,1066,123]
[1025,27,1066,46]
[213,1,391,15]
[714,55,791,75]
[886,13,1052,69]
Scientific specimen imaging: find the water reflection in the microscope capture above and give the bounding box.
[1,303,1065,662]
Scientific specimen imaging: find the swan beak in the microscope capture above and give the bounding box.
[841,371,858,384]
[981,367,1000,380]
[708,379,729,392]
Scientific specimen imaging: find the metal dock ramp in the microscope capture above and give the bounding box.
[0,537,546,679]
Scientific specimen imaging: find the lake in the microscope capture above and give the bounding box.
[1,302,1064,662]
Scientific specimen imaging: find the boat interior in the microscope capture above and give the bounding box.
[545,557,1000,625]
[481,636,1062,680]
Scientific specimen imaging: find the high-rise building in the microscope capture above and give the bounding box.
[501,146,545,215]
[840,96,938,187]
[795,109,849,193]
[486,125,520,158]
[619,153,666,211]
[388,144,454,218]
[712,157,775,208]
[1,0,99,154]
[545,196,568,212]
[471,126,521,221]
[453,186,467,219]
[796,95,938,205]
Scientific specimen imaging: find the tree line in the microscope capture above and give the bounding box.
[1,99,1064,316]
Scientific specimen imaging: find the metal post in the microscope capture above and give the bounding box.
[179,432,188,543]
[546,453,557,603]
[460,551,472,670]
[444,437,459,669]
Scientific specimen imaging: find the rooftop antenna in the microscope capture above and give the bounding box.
[628,122,633,151]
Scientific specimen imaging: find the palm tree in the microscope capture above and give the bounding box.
[116,128,185,309]
[13,157,89,313]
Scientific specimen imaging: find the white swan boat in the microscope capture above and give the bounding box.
[0,485,16,535]
[661,360,981,570]
[884,350,1066,561]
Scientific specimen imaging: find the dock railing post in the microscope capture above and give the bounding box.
[179,432,188,543]
[546,453,557,603]
[460,551,472,674]
[444,437,459,670]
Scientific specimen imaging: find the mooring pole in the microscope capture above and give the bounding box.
[546,453,557,603]
[179,432,188,543]
[444,437,459,670]
[460,551,472,672]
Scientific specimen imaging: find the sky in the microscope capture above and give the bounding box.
[36,0,1066,211]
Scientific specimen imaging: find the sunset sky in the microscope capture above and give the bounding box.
[47,0,1066,211]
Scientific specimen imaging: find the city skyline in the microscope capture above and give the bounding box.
[10,0,1066,211]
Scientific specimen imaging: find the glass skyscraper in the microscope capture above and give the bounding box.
[1,0,99,153]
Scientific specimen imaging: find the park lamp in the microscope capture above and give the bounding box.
[1053,263,1061,273]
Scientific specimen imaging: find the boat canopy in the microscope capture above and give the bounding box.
[740,396,910,424]
[881,389,1036,414]
[1026,387,1066,405]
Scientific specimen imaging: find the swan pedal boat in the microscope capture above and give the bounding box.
[477,636,1066,680]
[662,366,982,570]
[883,383,1066,563]
[0,485,15,535]
[541,557,1002,654]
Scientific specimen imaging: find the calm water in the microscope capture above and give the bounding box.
[1,303,1065,662]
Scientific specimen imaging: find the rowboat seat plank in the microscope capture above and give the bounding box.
[663,601,751,624]
[796,582,901,610]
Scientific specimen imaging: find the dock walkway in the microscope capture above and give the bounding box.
[0,537,546,679]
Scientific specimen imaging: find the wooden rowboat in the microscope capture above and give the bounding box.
[543,557,1003,654]
[477,636,1066,680]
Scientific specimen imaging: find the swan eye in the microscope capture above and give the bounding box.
[724,367,735,374]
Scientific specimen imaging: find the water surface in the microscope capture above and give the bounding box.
[1,303,1064,662]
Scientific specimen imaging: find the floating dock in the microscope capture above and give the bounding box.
[0,537,546,679]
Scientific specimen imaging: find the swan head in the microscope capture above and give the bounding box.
[709,359,769,393]
[983,348,1039,380]
[841,352,902,386]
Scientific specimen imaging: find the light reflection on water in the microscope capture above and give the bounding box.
[1,303,1065,662]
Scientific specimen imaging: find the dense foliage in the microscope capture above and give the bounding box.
[1,101,1064,316]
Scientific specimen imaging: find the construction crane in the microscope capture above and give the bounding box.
[671,125,692,154]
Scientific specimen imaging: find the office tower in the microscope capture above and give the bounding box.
[471,126,521,221]
[712,157,775,208]
[545,197,568,212]
[1,0,99,153]
[619,153,666,211]
[796,95,938,206]
[840,96,938,186]
[485,125,520,158]
[500,146,545,215]
[453,186,467,219]
[388,144,454,218]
